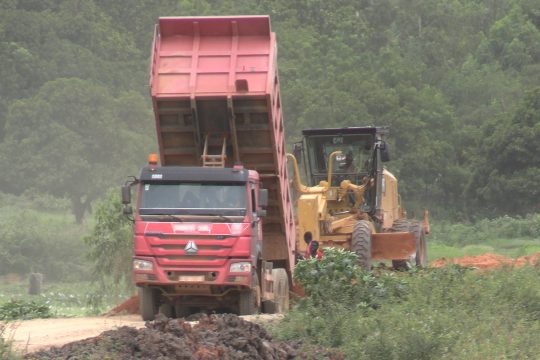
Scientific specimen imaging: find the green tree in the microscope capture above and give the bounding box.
[84,189,133,288]
[468,87,540,215]
[0,78,153,223]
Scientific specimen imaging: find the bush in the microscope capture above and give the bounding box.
[0,299,53,320]
[294,248,407,310]
[275,262,540,358]
[84,189,134,292]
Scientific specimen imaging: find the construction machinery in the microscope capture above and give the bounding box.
[121,16,295,320]
[288,126,429,270]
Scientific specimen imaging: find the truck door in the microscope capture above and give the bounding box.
[250,182,263,258]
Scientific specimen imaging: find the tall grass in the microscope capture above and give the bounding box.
[428,214,540,258]
[275,253,540,359]
[0,323,20,360]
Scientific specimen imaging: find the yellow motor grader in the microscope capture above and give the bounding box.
[287,127,429,270]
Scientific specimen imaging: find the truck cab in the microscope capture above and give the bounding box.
[126,164,268,318]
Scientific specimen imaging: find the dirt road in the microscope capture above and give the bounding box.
[2,313,282,354]
[3,315,144,353]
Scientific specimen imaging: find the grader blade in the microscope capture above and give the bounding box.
[371,232,416,260]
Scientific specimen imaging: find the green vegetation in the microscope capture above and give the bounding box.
[0,192,90,281]
[276,252,540,359]
[428,214,540,259]
[0,300,52,321]
[0,281,130,317]
[0,1,538,338]
[84,190,134,292]
[0,0,539,223]
[0,323,19,360]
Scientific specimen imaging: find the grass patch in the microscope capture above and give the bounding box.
[0,300,52,321]
[0,281,131,317]
[274,251,540,359]
[428,214,540,260]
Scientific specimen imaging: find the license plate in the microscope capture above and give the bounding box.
[178,275,205,282]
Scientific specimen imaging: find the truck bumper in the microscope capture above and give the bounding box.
[132,256,252,288]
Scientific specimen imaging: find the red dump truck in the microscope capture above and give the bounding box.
[121,16,296,320]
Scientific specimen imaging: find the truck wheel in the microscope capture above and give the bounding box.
[391,219,427,269]
[239,273,260,315]
[139,287,158,321]
[272,268,290,313]
[352,220,372,271]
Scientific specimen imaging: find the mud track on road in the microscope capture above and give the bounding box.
[5,313,342,359]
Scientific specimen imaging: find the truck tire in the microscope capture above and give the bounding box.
[391,219,427,270]
[272,268,290,313]
[239,273,260,315]
[352,220,372,271]
[139,287,158,321]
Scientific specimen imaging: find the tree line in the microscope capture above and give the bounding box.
[0,0,538,222]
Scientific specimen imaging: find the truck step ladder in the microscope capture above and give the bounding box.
[201,134,227,167]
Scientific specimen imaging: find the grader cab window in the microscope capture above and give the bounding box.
[305,134,374,185]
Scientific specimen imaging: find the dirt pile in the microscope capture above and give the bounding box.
[25,314,342,360]
[105,294,139,316]
[431,252,540,270]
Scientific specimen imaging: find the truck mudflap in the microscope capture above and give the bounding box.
[371,232,416,260]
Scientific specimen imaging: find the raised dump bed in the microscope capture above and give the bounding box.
[149,16,295,270]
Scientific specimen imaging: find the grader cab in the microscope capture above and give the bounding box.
[288,127,429,270]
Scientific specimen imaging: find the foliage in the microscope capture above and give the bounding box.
[0,281,131,317]
[0,78,153,223]
[277,264,540,358]
[467,87,540,216]
[431,213,540,247]
[0,0,538,221]
[290,248,407,347]
[83,189,134,292]
[294,248,406,309]
[0,299,52,321]
[0,192,90,281]
[0,322,20,360]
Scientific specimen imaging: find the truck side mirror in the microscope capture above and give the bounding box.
[380,142,390,162]
[259,188,268,207]
[121,185,131,205]
[293,143,303,165]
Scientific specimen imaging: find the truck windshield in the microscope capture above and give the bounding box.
[139,183,247,217]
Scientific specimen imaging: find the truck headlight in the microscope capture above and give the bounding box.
[229,262,251,273]
[133,259,153,271]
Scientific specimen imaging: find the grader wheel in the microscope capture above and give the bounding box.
[391,219,427,270]
[352,220,372,271]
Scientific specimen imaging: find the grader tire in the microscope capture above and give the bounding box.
[352,220,372,271]
[391,219,427,270]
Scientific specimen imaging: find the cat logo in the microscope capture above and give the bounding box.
[184,241,198,255]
